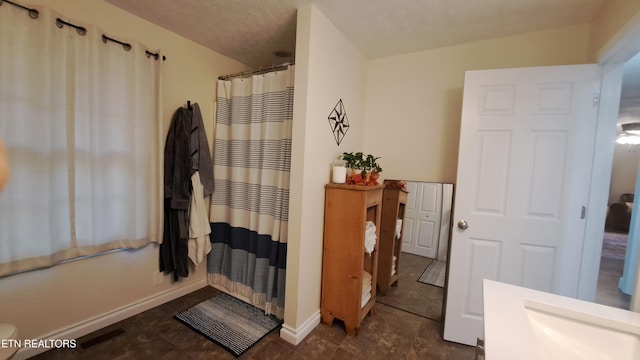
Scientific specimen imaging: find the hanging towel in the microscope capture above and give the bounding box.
[188,171,212,268]
[365,221,377,254]
[395,219,403,239]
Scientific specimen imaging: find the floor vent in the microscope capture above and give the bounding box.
[79,328,125,349]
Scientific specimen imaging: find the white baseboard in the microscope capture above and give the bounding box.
[279,309,320,345]
[13,279,207,360]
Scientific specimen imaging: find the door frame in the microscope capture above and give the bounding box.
[580,13,640,309]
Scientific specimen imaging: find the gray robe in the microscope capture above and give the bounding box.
[160,103,213,280]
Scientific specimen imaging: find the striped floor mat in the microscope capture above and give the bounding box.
[175,293,282,357]
[417,260,446,288]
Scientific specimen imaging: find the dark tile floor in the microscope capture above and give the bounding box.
[30,236,626,360]
[376,253,444,321]
[32,285,475,360]
[595,230,631,310]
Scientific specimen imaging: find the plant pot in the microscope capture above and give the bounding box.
[332,159,347,184]
[345,169,380,186]
[369,171,380,185]
[332,166,347,183]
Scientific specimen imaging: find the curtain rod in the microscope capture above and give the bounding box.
[2,0,166,61]
[57,17,86,35]
[218,61,294,80]
[1,0,39,19]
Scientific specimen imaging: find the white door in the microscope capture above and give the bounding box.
[402,181,442,258]
[443,64,601,346]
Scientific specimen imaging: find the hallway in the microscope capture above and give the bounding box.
[595,230,631,310]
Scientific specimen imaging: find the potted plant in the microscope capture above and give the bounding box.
[341,152,360,173]
[342,152,382,186]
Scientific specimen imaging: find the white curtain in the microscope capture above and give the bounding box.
[0,4,163,276]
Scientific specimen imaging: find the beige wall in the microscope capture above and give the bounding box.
[589,0,640,61]
[284,3,367,340]
[285,13,610,343]
[364,24,591,184]
[6,0,640,350]
[0,0,247,348]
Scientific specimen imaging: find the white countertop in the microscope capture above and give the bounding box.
[483,279,640,360]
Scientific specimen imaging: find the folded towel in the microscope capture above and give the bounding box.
[362,281,372,294]
[361,270,373,307]
[391,255,397,276]
[361,291,371,308]
[365,221,377,254]
[362,270,372,293]
[395,219,403,239]
[362,270,372,284]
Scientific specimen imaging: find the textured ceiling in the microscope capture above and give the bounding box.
[313,0,605,60]
[104,0,310,68]
[105,0,640,122]
[104,0,607,68]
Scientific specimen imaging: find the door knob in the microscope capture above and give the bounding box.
[457,220,469,230]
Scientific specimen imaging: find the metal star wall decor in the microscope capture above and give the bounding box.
[327,99,349,145]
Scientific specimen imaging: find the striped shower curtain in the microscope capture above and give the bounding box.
[208,66,293,319]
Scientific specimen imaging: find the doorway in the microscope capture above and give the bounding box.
[596,54,640,310]
[584,18,640,312]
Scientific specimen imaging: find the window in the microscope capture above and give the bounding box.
[0,3,163,277]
